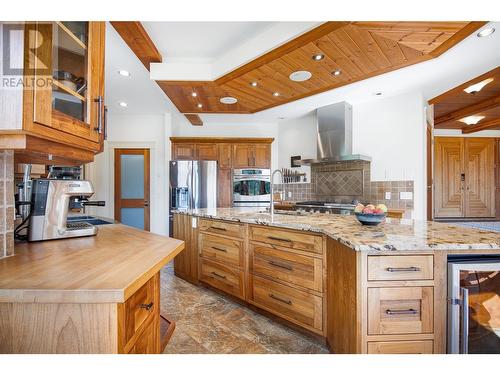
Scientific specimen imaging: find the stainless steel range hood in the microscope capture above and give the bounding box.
[297,102,371,165]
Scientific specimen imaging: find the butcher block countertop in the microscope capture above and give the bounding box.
[0,224,184,304]
[175,208,500,252]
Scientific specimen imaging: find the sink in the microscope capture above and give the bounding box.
[67,216,113,225]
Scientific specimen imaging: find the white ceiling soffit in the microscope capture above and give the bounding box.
[199,22,500,124]
[147,22,321,81]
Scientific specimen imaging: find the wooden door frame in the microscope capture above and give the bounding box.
[426,123,433,221]
[114,148,151,231]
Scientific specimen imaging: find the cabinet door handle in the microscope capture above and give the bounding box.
[93,96,103,134]
[269,260,293,271]
[144,200,149,207]
[268,236,292,243]
[269,293,292,305]
[104,105,108,140]
[139,302,154,311]
[386,266,421,272]
[385,308,418,315]
[211,271,226,279]
[212,246,227,253]
[211,226,227,232]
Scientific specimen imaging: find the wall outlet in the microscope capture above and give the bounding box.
[385,192,391,200]
[192,217,197,228]
[400,191,413,200]
[288,191,292,198]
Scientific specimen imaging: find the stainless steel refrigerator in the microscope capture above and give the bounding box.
[169,160,217,237]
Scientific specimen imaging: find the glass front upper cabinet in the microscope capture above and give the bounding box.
[26,22,104,144]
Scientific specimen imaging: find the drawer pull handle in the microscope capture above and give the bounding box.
[268,236,292,243]
[212,246,228,253]
[139,302,154,311]
[269,293,292,305]
[269,261,293,271]
[211,271,227,279]
[386,266,421,272]
[211,226,227,231]
[385,308,418,315]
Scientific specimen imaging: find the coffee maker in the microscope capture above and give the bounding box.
[28,179,103,241]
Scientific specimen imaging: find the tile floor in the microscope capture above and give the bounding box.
[160,264,329,354]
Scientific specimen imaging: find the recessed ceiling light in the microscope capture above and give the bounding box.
[477,28,495,37]
[273,92,280,97]
[312,54,324,61]
[464,78,494,94]
[119,101,127,107]
[332,69,341,76]
[220,97,238,104]
[191,92,197,97]
[459,115,485,125]
[197,103,203,108]
[289,70,312,82]
[250,82,258,87]
[118,70,130,77]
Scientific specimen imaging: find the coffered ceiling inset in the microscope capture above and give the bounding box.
[157,21,486,114]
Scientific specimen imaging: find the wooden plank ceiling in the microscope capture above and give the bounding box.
[156,21,485,114]
[429,66,500,133]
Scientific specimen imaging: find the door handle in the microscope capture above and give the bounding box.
[94,96,103,134]
[460,287,469,354]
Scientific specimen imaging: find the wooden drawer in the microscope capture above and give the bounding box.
[251,275,323,332]
[249,226,323,255]
[367,340,433,354]
[251,244,323,292]
[367,287,433,335]
[200,233,243,268]
[199,219,245,239]
[200,259,244,299]
[121,275,158,346]
[127,318,159,354]
[368,255,434,281]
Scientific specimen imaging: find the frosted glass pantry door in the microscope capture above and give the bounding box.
[114,149,150,231]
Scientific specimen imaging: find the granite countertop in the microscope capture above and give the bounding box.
[174,208,500,252]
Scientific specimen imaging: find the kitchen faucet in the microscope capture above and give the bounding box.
[270,169,283,221]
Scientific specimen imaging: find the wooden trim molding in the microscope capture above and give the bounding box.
[170,137,275,144]
[110,22,162,70]
[462,118,500,134]
[184,114,203,126]
[429,66,500,105]
[435,95,500,125]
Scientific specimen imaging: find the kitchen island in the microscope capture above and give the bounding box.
[172,208,500,354]
[0,224,184,354]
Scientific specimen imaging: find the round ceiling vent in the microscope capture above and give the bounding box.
[289,70,312,82]
[220,97,238,104]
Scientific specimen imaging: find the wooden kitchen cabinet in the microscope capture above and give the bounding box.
[232,144,254,168]
[217,168,232,207]
[218,143,233,168]
[253,144,271,168]
[172,143,195,160]
[170,137,273,208]
[233,143,271,168]
[196,143,218,160]
[0,21,106,165]
[172,213,199,284]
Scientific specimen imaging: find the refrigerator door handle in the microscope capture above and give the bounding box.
[460,287,469,354]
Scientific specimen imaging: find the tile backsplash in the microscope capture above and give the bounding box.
[275,160,414,215]
[0,151,15,258]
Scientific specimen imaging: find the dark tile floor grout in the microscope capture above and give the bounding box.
[160,264,329,354]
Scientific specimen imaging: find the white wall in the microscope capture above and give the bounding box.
[277,112,316,181]
[85,113,171,236]
[172,113,280,170]
[277,91,427,220]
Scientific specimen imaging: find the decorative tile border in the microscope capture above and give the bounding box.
[0,151,15,258]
